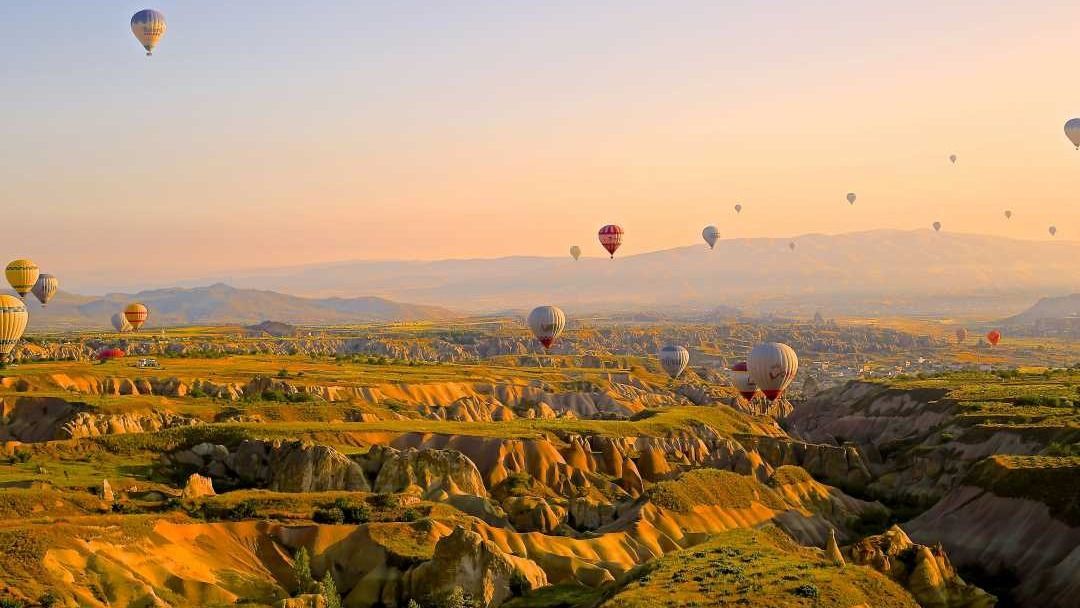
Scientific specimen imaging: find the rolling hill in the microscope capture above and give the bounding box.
[23,284,457,330]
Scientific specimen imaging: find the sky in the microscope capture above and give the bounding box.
[2,1,1080,293]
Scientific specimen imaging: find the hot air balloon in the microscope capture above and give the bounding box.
[789,241,796,251]
[0,295,28,364]
[111,312,133,333]
[124,303,149,331]
[570,246,581,261]
[986,330,1001,346]
[31,274,58,306]
[131,9,167,56]
[846,193,856,205]
[748,342,798,401]
[734,204,742,214]
[1004,210,1012,219]
[955,327,968,345]
[527,305,565,349]
[5,259,39,299]
[1049,225,1058,237]
[1065,118,1080,149]
[949,154,957,164]
[658,345,689,379]
[933,221,942,232]
[730,362,757,400]
[96,348,126,362]
[598,225,623,258]
[702,225,719,249]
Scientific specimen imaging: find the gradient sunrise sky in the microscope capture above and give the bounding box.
[2,1,1079,292]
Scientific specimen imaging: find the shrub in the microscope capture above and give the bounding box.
[371,493,401,509]
[293,547,316,595]
[509,570,532,596]
[401,508,421,522]
[320,571,342,608]
[313,507,346,525]
[227,499,258,521]
[0,599,25,608]
[333,498,371,524]
[38,593,58,608]
[792,584,819,599]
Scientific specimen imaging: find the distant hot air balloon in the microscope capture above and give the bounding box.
[0,295,28,364]
[124,303,149,331]
[1065,118,1080,149]
[933,221,942,232]
[5,259,39,299]
[730,361,757,400]
[1049,225,1058,237]
[96,348,126,362]
[955,327,968,345]
[31,274,58,306]
[570,245,581,261]
[846,193,856,205]
[111,312,133,333]
[658,345,690,379]
[734,204,742,214]
[131,9,167,56]
[527,305,565,349]
[789,241,796,251]
[949,154,957,164]
[598,225,623,258]
[702,225,719,249]
[1004,210,1012,219]
[749,342,799,401]
[986,330,1001,346]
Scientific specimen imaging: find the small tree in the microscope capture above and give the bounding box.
[293,547,316,596]
[320,571,342,608]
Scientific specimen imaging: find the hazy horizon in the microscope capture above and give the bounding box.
[4,1,1080,291]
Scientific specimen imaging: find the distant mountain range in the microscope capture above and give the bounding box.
[169,229,1080,318]
[1004,293,1080,324]
[25,284,456,330]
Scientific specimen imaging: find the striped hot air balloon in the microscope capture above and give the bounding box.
[131,9,167,55]
[31,274,58,306]
[527,305,565,349]
[124,303,149,331]
[598,225,623,258]
[0,295,28,364]
[5,259,39,299]
[749,342,799,401]
[730,362,757,400]
[658,345,689,379]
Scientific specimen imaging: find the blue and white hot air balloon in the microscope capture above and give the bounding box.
[131,9,167,56]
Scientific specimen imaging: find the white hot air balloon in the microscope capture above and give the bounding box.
[933,221,942,232]
[31,274,58,306]
[702,225,719,249]
[730,362,757,399]
[111,312,133,333]
[131,9,167,56]
[0,295,29,364]
[748,342,798,401]
[1066,118,1080,149]
[1049,225,1058,237]
[949,154,957,164]
[846,193,856,205]
[527,305,565,350]
[570,245,581,261]
[658,345,689,379]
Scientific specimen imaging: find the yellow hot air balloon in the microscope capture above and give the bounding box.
[124,303,149,331]
[0,294,28,364]
[5,259,39,299]
[131,9,167,56]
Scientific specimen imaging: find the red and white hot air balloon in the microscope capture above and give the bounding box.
[749,342,799,401]
[527,305,566,350]
[598,225,623,258]
[986,330,1001,346]
[730,361,758,400]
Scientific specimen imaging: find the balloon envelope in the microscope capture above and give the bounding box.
[5,259,39,298]
[933,221,942,232]
[0,294,28,362]
[986,330,1001,346]
[734,204,742,214]
[749,342,798,401]
[527,305,565,349]
[598,225,623,258]
[124,303,149,331]
[131,9,167,55]
[96,348,126,361]
[730,361,757,399]
[1004,210,1012,219]
[31,274,58,306]
[702,225,719,249]
[569,245,581,261]
[949,154,957,164]
[846,193,856,205]
[1049,226,1057,236]
[1065,118,1080,149]
[111,312,133,333]
[658,345,690,379]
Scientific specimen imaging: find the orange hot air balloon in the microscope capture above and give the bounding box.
[986,330,1001,346]
[124,303,149,331]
